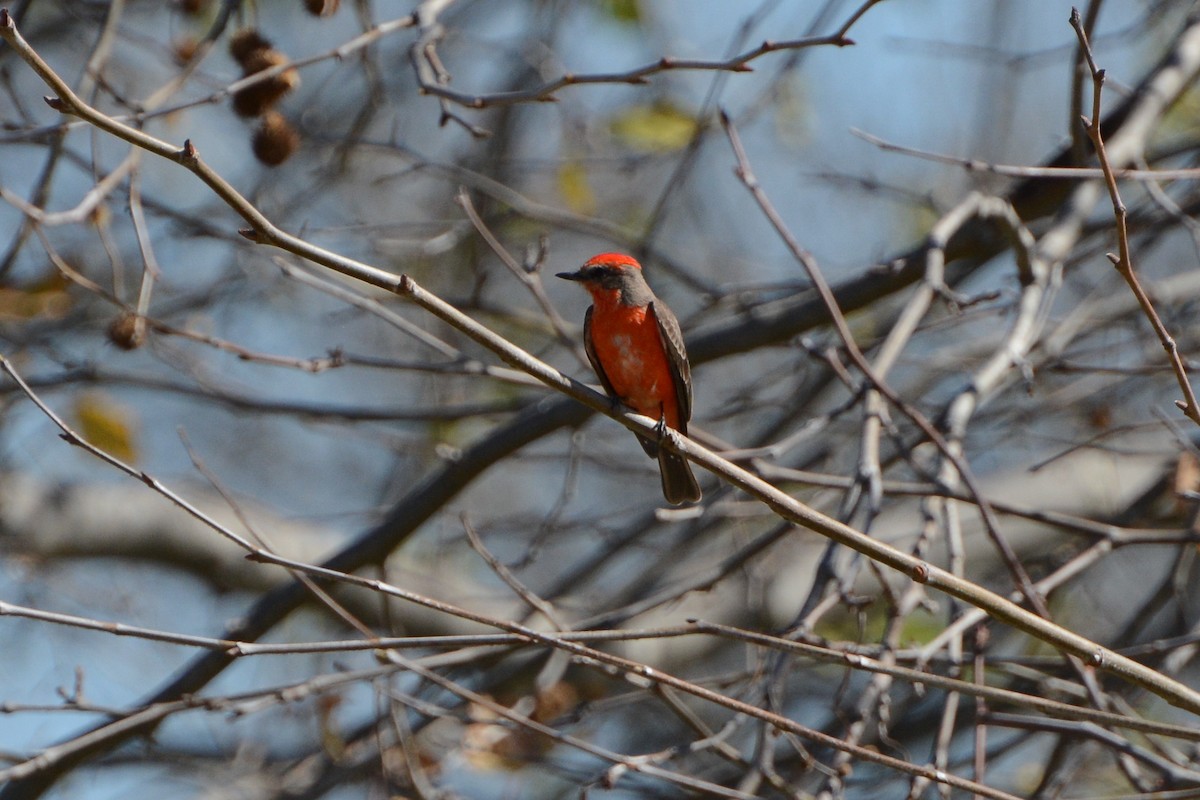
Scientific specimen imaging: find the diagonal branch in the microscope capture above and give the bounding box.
[1069,6,1200,427]
[6,8,1200,798]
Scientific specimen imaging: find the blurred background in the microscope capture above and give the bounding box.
[3,0,1200,798]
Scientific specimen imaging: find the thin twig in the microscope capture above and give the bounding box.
[243,547,1027,800]
[851,127,1200,181]
[721,111,1052,620]
[1069,7,1200,427]
[461,514,565,630]
[454,188,579,355]
[1070,7,1200,431]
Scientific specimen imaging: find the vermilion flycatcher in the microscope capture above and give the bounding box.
[557,253,702,505]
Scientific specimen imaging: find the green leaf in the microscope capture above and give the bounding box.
[601,0,641,24]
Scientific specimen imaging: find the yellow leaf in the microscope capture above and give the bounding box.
[0,272,72,321]
[556,159,596,215]
[73,392,138,463]
[609,101,698,153]
[773,75,811,150]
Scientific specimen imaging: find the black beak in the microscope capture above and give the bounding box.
[555,270,582,281]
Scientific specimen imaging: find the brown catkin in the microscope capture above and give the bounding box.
[108,313,146,351]
[229,29,272,66]
[232,48,300,117]
[252,111,300,166]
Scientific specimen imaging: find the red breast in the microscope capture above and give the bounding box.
[588,301,682,429]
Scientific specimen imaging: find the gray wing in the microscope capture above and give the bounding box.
[649,300,692,430]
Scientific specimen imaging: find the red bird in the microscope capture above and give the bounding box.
[557,253,702,505]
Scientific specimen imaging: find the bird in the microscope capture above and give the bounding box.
[556,253,702,505]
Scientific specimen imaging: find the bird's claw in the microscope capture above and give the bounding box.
[654,410,669,442]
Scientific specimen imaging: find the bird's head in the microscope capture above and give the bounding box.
[556,253,651,305]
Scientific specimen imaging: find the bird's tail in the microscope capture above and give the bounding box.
[658,450,702,505]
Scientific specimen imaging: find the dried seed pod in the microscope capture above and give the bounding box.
[252,111,299,166]
[241,47,293,77]
[108,312,146,351]
[303,0,340,16]
[173,36,200,66]
[229,29,272,67]
[232,49,300,117]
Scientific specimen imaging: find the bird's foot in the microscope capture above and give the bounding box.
[654,411,670,443]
